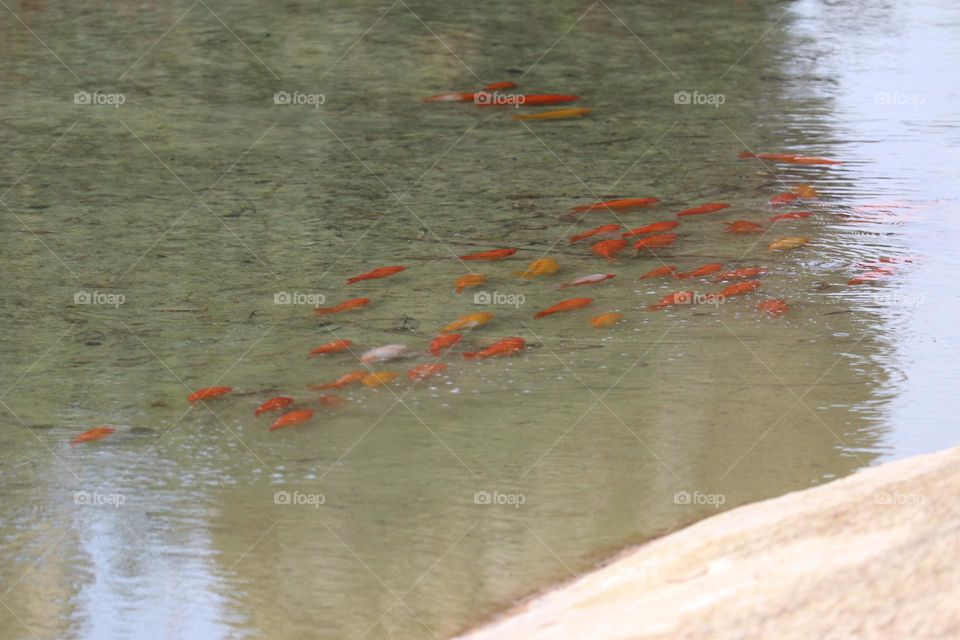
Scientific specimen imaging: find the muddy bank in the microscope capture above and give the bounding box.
[457,446,960,640]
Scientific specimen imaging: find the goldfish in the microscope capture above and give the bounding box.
[254,396,294,416]
[791,184,819,199]
[430,333,462,355]
[362,371,399,388]
[463,337,526,359]
[634,233,677,250]
[269,409,314,432]
[713,267,767,282]
[718,280,761,298]
[591,312,623,328]
[639,265,678,279]
[724,220,764,234]
[648,291,694,311]
[460,248,517,261]
[70,426,115,446]
[769,211,813,221]
[534,298,593,319]
[455,273,487,293]
[572,197,660,213]
[592,238,628,261]
[478,94,579,107]
[738,151,842,165]
[307,371,366,391]
[443,312,493,333]
[769,192,798,205]
[559,273,616,288]
[483,81,517,91]
[317,394,344,408]
[569,224,621,244]
[308,339,353,358]
[188,386,233,404]
[768,237,810,251]
[675,263,724,279]
[514,107,592,121]
[360,344,408,364]
[314,297,371,316]
[514,257,559,279]
[346,266,406,284]
[407,364,448,380]
[622,221,679,238]
[676,203,730,217]
[757,299,790,317]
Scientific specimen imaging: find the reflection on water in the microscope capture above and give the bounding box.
[1,0,957,638]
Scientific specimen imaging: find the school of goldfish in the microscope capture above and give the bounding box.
[66,80,905,446]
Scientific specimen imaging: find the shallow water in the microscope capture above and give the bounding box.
[1,0,958,638]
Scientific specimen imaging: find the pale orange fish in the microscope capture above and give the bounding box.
[442,312,493,333]
[70,426,115,446]
[455,274,486,293]
[514,107,592,122]
[514,258,559,279]
[559,273,615,288]
[768,237,810,251]
[362,371,399,388]
[590,312,623,328]
[791,184,819,198]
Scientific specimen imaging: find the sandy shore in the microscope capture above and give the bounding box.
[456,445,960,640]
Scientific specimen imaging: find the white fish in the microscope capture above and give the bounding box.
[559,273,616,289]
[360,344,408,364]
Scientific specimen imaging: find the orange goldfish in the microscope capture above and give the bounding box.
[757,299,790,317]
[70,426,115,446]
[407,364,448,380]
[791,184,819,198]
[713,267,766,281]
[634,233,677,250]
[269,409,314,432]
[308,339,353,358]
[463,337,526,359]
[188,386,233,404]
[648,291,694,311]
[676,203,730,217]
[769,192,798,205]
[255,396,294,417]
[718,280,761,298]
[307,370,367,391]
[514,258,559,279]
[362,371,399,388]
[622,221,679,238]
[534,298,593,319]
[768,237,810,251]
[455,273,486,293]
[443,312,493,333]
[559,273,616,288]
[676,263,724,279]
[769,211,813,221]
[483,81,517,91]
[591,312,623,328]
[514,107,592,121]
[478,94,579,107]
[314,297,371,316]
[639,265,678,279]
[569,224,621,244]
[592,238,627,261]
[430,333,462,355]
[572,197,660,213]
[724,220,764,234]
[739,151,842,165]
[460,248,517,261]
[346,266,406,284]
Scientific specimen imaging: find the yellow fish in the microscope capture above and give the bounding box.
[513,108,593,122]
[362,371,399,388]
[590,312,623,328]
[455,273,486,293]
[791,184,819,199]
[768,236,810,251]
[442,312,493,333]
[514,258,559,279]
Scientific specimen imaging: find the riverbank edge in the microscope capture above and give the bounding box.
[455,444,960,640]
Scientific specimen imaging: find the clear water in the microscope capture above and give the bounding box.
[2,0,958,638]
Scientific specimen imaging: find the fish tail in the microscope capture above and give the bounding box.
[533,311,550,319]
